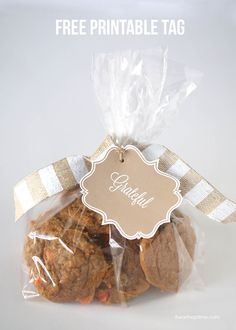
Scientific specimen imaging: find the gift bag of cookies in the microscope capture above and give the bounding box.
[14,49,236,305]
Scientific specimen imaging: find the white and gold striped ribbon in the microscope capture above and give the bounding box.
[14,156,88,221]
[14,136,236,223]
[143,145,236,223]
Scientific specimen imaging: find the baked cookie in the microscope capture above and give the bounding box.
[57,196,109,236]
[140,212,196,292]
[24,216,108,303]
[96,227,150,304]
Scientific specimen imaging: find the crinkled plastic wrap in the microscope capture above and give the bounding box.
[93,48,198,146]
[21,49,203,305]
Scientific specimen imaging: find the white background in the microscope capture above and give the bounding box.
[0,1,236,329]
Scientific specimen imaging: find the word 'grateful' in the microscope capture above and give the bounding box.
[109,172,154,208]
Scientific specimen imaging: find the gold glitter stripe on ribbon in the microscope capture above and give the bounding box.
[179,169,202,196]
[158,149,179,172]
[25,172,48,205]
[53,159,77,190]
[197,190,226,215]
[89,135,114,162]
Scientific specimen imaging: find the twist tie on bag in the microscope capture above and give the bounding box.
[14,49,236,225]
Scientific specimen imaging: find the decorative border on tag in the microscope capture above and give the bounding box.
[80,145,183,240]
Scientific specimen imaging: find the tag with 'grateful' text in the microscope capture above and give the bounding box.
[80,145,182,239]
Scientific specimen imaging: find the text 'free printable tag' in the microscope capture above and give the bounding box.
[80,145,182,239]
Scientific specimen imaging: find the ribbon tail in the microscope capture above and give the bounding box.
[143,145,236,223]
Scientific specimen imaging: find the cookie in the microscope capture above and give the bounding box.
[57,196,109,235]
[140,212,196,292]
[24,216,108,303]
[96,227,150,304]
[24,201,196,303]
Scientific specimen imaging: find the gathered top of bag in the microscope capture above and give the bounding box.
[93,48,198,146]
